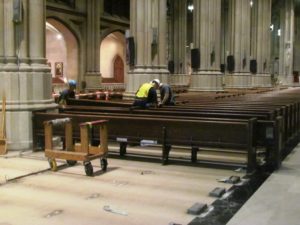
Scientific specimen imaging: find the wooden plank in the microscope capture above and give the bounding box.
[88,145,106,155]
[65,122,73,151]
[44,123,53,150]
[0,95,6,155]
[100,124,108,153]
[45,149,88,161]
[79,126,89,153]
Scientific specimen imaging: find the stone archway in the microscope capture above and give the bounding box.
[46,18,79,83]
[100,31,126,83]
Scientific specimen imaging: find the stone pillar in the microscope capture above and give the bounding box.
[84,0,101,90]
[29,0,48,67]
[221,0,228,70]
[173,0,187,74]
[124,0,169,98]
[251,0,272,87]
[18,0,30,69]
[0,0,4,67]
[189,0,223,91]
[225,0,252,88]
[278,0,294,85]
[3,0,17,70]
[166,1,173,71]
[0,0,56,150]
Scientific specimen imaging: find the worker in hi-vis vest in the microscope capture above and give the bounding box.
[132,79,160,108]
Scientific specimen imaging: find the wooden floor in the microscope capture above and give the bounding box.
[0,151,244,225]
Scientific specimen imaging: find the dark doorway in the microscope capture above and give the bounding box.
[113,55,124,83]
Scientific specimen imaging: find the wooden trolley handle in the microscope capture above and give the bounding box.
[80,120,108,127]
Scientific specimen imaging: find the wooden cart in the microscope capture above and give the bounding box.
[44,118,108,176]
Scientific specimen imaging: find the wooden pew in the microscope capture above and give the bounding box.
[33,112,259,172]
[64,96,297,152]
[50,89,300,170]
[59,106,283,170]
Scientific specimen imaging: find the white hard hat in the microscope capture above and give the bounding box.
[151,79,160,86]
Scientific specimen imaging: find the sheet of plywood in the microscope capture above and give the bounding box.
[0,152,244,225]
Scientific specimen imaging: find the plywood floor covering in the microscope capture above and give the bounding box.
[0,151,244,225]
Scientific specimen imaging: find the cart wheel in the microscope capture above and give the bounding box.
[84,162,93,176]
[101,158,108,171]
[48,159,57,171]
[66,160,77,166]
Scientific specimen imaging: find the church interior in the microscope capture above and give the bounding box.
[1,0,300,225]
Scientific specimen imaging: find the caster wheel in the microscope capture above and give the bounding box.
[66,160,77,166]
[84,162,93,176]
[101,158,108,171]
[48,159,57,171]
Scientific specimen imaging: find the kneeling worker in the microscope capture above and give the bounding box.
[158,83,175,107]
[58,80,76,105]
[133,79,160,108]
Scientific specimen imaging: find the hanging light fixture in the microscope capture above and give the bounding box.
[188,4,194,12]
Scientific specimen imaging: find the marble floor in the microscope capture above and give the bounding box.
[227,144,300,225]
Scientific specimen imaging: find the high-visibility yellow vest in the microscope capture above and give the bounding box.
[136,83,153,98]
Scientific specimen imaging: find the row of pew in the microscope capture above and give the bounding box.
[33,88,300,173]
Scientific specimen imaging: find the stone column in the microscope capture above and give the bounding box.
[0,0,4,68]
[84,0,101,90]
[0,0,56,150]
[189,0,223,91]
[278,0,294,85]
[29,0,48,67]
[173,0,187,74]
[3,0,17,70]
[18,0,29,69]
[124,0,169,98]
[251,0,272,87]
[225,0,252,88]
[166,1,173,71]
[221,0,228,70]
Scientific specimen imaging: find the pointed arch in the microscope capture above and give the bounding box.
[100,31,126,83]
[46,18,79,82]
